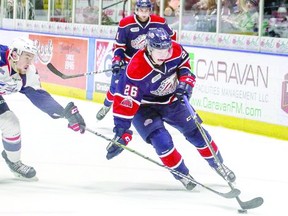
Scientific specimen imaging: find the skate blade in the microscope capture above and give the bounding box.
[12,173,39,182]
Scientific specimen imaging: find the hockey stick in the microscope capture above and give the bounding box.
[85,127,240,199]
[47,63,113,79]
[103,0,126,10]
[183,96,264,210]
[122,0,128,18]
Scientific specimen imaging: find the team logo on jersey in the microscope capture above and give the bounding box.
[120,96,133,108]
[131,34,147,50]
[150,73,177,96]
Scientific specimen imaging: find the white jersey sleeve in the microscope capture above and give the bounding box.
[24,64,42,90]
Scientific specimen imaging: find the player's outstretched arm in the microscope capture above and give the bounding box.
[21,87,86,133]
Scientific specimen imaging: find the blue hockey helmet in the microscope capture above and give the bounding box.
[135,0,152,21]
[146,28,172,51]
[135,0,152,9]
[146,28,173,65]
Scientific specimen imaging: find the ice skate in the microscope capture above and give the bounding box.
[213,163,236,183]
[2,150,37,180]
[178,174,197,191]
[96,105,111,121]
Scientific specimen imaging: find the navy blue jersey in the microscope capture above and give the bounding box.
[114,14,176,62]
[113,41,195,130]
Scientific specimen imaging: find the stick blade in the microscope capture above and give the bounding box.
[239,197,264,210]
[47,63,67,79]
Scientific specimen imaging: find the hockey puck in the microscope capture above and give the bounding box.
[238,209,248,214]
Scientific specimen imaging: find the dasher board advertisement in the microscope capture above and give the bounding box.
[186,46,288,127]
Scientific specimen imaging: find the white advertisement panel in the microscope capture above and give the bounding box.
[184,46,288,127]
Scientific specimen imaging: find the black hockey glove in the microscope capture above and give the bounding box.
[63,102,86,134]
[106,127,133,160]
[175,75,196,104]
[112,55,125,74]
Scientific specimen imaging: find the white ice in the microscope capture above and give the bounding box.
[1,93,287,216]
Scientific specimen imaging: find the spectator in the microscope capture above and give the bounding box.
[193,0,217,15]
[267,4,288,37]
[221,0,237,15]
[222,0,259,34]
[184,0,199,11]
[6,0,35,20]
[164,0,180,17]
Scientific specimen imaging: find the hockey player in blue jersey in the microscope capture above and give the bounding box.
[0,37,86,180]
[106,28,236,190]
[96,0,176,121]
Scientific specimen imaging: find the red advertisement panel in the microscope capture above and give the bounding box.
[95,40,110,71]
[94,40,113,93]
[29,34,88,89]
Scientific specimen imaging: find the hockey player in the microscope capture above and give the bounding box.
[96,0,176,121]
[106,28,236,190]
[0,37,86,180]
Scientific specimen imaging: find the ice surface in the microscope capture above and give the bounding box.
[1,93,287,216]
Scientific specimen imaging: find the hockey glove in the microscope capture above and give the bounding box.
[63,102,86,134]
[106,127,133,160]
[175,75,196,103]
[112,55,125,74]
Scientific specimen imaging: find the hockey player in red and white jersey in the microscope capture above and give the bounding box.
[105,28,236,190]
[96,0,176,121]
[0,37,86,180]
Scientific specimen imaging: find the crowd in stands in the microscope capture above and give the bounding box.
[2,0,288,38]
